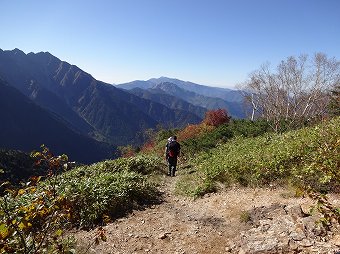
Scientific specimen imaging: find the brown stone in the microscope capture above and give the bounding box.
[290,227,306,241]
[300,203,312,215]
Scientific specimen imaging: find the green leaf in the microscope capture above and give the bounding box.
[0,223,9,239]
[55,229,63,237]
[18,222,26,230]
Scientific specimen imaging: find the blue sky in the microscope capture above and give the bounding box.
[1,0,339,88]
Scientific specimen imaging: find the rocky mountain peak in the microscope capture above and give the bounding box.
[12,48,26,56]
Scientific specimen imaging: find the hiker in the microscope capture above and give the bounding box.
[165,136,173,161]
[165,136,181,176]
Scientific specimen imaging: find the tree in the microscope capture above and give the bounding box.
[241,53,340,132]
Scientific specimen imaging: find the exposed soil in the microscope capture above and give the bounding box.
[74,175,340,254]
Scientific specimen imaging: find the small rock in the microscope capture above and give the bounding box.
[238,248,246,254]
[285,205,304,218]
[225,246,232,252]
[158,233,167,239]
[290,228,305,241]
[331,234,340,246]
[288,239,299,250]
[298,238,313,247]
[225,244,236,252]
[300,203,312,215]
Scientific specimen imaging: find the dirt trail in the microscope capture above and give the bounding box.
[75,175,338,254]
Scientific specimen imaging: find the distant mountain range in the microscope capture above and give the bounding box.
[118,76,244,102]
[127,87,207,118]
[117,80,246,118]
[0,48,246,163]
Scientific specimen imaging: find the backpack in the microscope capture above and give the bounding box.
[168,141,178,158]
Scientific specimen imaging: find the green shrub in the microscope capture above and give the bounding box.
[58,169,159,228]
[107,154,164,175]
[228,119,272,137]
[240,210,251,223]
[42,154,163,228]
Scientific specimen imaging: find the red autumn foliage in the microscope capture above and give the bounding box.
[203,109,231,127]
[140,140,155,153]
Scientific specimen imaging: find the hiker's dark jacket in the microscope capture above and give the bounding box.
[165,141,181,161]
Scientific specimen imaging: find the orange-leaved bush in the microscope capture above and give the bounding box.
[177,123,214,141]
[203,109,231,127]
[177,124,204,141]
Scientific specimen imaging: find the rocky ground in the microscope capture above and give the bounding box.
[75,175,340,254]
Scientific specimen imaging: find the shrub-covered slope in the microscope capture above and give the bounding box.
[0,154,164,252]
[178,117,340,197]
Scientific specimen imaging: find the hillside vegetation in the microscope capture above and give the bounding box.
[0,151,164,253]
[176,116,339,198]
[0,116,339,253]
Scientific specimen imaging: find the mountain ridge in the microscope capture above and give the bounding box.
[0,79,112,163]
[118,76,244,102]
[128,87,207,118]
[127,81,246,119]
[117,79,246,118]
[0,48,204,148]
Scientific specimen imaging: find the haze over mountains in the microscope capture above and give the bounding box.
[121,82,245,119]
[117,77,243,102]
[0,48,246,163]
